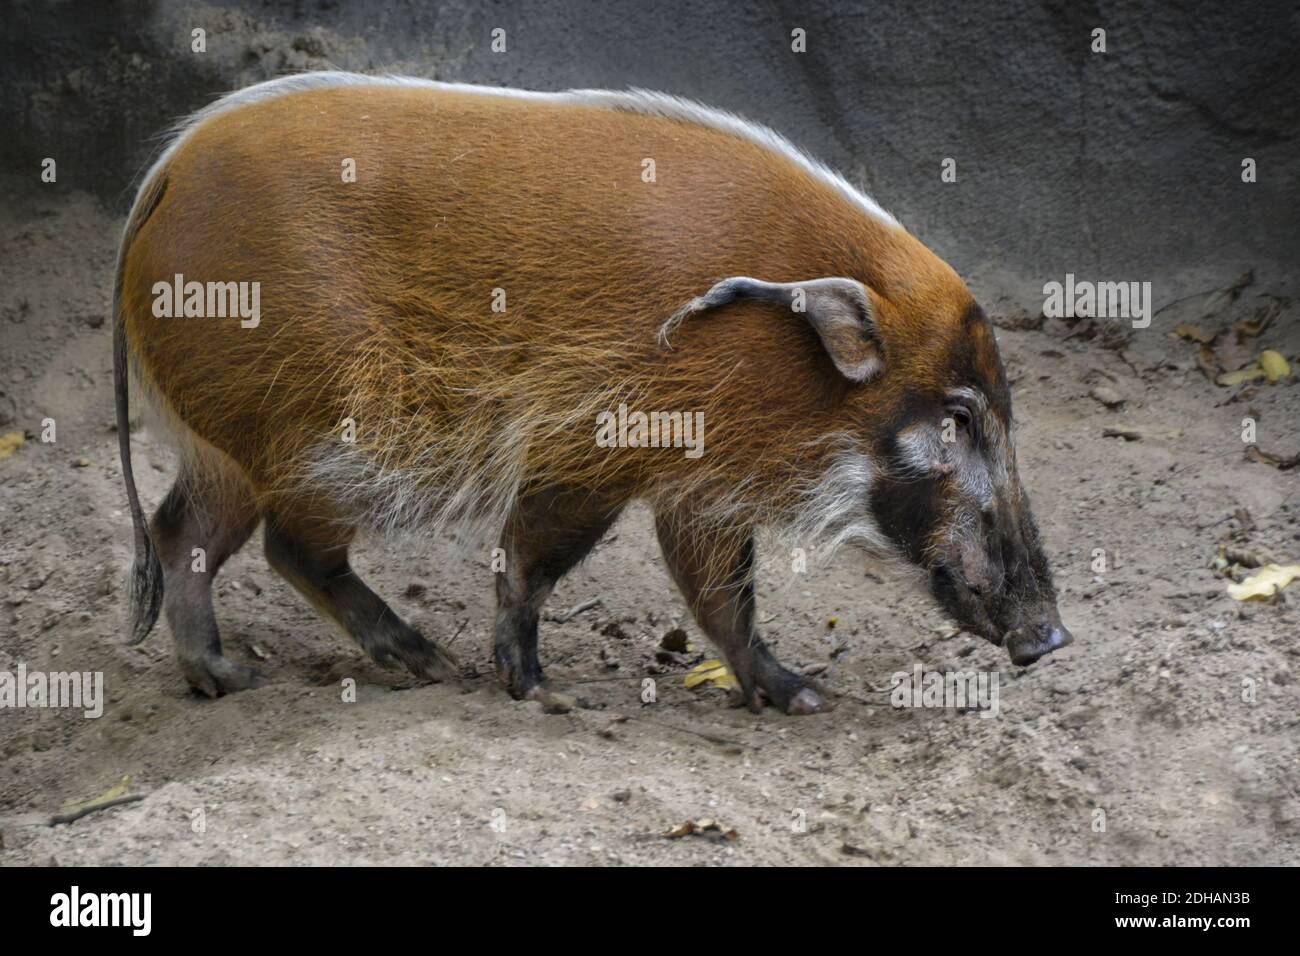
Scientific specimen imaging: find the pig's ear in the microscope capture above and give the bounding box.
[661,276,883,382]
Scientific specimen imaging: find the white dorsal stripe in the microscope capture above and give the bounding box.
[134,71,900,229]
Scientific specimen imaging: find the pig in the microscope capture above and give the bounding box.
[114,72,1072,713]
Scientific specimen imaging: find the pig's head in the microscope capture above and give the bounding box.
[665,274,1072,665]
[861,296,1074,666]
[871,387,1073,666]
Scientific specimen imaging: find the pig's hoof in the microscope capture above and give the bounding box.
[785,686,832,715]
[493,649,542,701]
[745,670,833,715]
[181,654,266,698]
[763,671,833,715]
[393,634,458,682]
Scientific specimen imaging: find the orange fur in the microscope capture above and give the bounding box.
[121,79,980,543]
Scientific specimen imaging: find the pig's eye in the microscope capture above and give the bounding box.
[945,404,976,439]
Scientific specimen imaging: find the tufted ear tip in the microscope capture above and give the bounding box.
[662,275,883,382]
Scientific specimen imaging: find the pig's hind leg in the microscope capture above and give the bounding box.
[152,469,264,697]
[654,510,831,715]
[263,512,457,681]
[492,490,623,701]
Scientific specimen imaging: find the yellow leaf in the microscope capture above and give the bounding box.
[684,659,739,691]
[1216,365,1264,387]
[0,431,24,460]
[60,775,131,814]
[1228,564,1300,601]
[1259,350,1291,383]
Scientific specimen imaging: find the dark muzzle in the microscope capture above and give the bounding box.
[1005,620,1074,666]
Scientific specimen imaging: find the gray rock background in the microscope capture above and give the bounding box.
[3,0,1298,310]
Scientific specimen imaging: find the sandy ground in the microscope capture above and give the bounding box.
[1,185,1298,866]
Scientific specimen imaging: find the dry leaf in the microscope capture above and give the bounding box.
[1200,270,1254,319]
[1245,445,1300,470]
[684,659,739,691]
[662,818,739,841]
[1194,344,1221,381]
[0,431,24,460]
[1219,544,1274,569]
[1259,350,1291,383]
[1217,365,1265,387]
[60,775,131,815]
[1227,564,1300,601]
[1173,323,1217,344]
[1233,300,1280,340]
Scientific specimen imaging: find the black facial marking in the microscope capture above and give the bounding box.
[868,398,944,561]
[870,469,939,562]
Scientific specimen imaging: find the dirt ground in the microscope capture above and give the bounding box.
[1,182,1297,866]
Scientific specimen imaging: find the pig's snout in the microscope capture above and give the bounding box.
[1005,620,1074,667]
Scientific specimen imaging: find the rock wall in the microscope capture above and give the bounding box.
[4,0,1297,308]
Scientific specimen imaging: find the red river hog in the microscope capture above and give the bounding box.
[114,72,1073,714]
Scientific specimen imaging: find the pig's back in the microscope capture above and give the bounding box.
[118,75,920,521]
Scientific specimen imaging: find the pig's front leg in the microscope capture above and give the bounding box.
[654,510,831,715]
